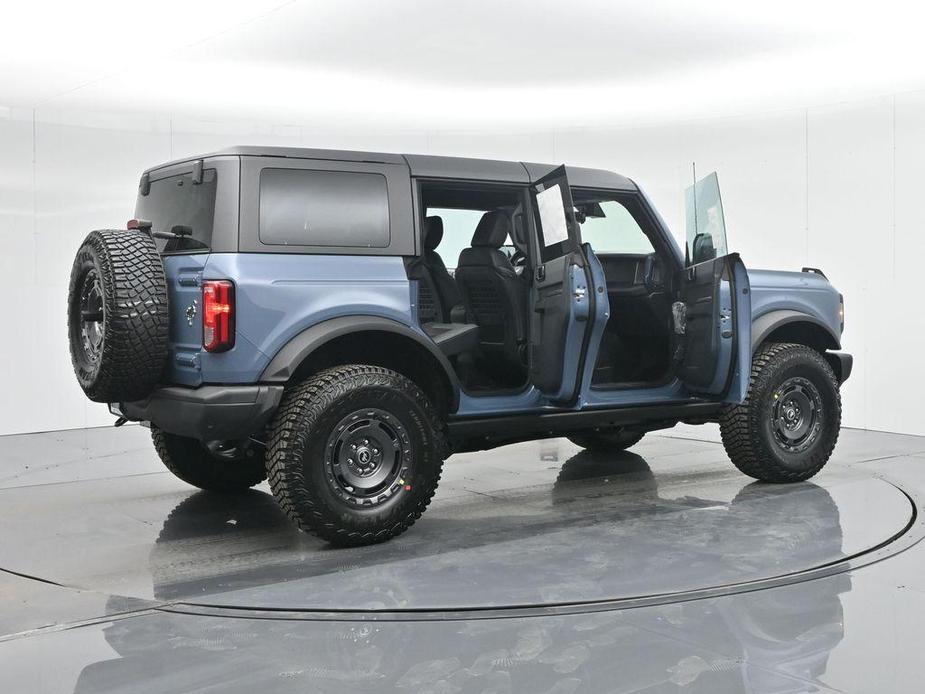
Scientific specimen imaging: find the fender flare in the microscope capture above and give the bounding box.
[751,309,841,353]
[259,315,461,408]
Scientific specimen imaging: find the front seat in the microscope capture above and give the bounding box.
[455,210,527,367]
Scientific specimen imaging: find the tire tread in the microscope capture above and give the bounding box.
[720,342,841,483]
[266,364,446,547]
[68,229,168,402]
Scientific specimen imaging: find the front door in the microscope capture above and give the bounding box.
[528,166,598,402]
[677,253,751,401]
[679,171,751,401]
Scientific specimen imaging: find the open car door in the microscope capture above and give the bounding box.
[678,171,751,402]
[677,254,751,401]
[528,166,603,402]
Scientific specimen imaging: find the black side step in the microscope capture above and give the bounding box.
[447,401,722,452]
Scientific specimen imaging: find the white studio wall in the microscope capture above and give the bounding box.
[0,91,920,436]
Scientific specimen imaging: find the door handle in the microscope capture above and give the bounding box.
[535,265,546,282]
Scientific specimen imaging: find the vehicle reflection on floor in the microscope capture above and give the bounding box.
[66,447,850,694]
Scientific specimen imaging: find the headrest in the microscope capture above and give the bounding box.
[472,210,511,248]
[424,216,443,251]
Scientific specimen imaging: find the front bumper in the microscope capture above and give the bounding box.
[824,352,853,385]
[119,384,284,442]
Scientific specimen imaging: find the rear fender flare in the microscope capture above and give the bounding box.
[259,315,461,410]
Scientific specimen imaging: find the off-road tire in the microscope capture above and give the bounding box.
[568,429,645,452]
[266,365,446,547]
[720,342,841,483]
[67,229,168,402]
[152,427,268,492]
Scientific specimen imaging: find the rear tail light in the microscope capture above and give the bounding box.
[202,280,235,352]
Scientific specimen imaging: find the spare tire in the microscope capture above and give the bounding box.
[67,229,169,403]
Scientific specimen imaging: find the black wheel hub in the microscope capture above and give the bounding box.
[324,408,411,507]
[770,376,822,453]
[78,268,105,364]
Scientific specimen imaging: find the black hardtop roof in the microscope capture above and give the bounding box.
[146,145,636,191]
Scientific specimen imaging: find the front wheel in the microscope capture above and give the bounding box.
[265,365,446,547]
[720,343,841,483]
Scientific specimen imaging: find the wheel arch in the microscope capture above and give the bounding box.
[259,316,459,414]
[752,310,840,354]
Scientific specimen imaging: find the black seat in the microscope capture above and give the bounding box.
[422,216,464,321]
[410,216,479,358]
[455,211,527,366]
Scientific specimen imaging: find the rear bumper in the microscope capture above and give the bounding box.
[119,385,284,442]
[824,352,853,385]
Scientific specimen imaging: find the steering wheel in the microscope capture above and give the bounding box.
[510,249,528,268]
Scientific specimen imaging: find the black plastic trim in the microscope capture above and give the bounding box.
[447,401,721,452]
[121,385,283,442]
[751,309,841,352]
[801,266,827,279]
[824,351,853,384]
[258,315,461,410]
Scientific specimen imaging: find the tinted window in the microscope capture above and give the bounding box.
[136,169,217,253]
[259,169,390,247]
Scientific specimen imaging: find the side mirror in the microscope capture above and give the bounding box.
[691,232,716,265]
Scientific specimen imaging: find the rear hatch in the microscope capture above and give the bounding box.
[134,167,218,387]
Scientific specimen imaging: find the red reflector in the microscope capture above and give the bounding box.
[202,280,235,353]
[126,218,152,231]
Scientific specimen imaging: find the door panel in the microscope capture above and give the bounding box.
[677,252,749,399]
[529,166,596,401]
[530,252,589,398]
[727,257,752,403]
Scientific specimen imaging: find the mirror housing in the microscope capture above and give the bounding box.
[691,232,717,265]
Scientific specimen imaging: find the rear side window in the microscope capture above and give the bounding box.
[136,169,217,253]
[259,169,390,247]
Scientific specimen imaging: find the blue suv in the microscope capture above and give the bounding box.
[67,147,852,546]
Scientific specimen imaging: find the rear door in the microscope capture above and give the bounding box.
[528,166,598,402]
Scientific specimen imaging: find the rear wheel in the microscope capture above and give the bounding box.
[266,365,445,547]
[152,427,267,492]
[568,428,645,452]
[720,342,841,483]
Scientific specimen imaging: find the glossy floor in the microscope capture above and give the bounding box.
[2,424,925,692]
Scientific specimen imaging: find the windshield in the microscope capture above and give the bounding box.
[684,171,728,265]
[135,169,217,253]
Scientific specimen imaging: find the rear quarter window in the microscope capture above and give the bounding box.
[259,168,390,248]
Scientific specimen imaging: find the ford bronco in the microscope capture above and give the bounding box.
[67,147,851,546]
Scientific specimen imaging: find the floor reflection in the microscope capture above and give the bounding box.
[65,447,859,692]
[74,570,849,693]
